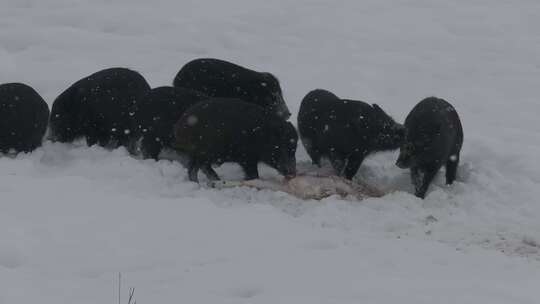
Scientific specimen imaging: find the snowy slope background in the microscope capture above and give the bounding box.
[1,0,540,303]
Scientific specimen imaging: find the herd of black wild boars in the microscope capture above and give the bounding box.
[0,57,463,198]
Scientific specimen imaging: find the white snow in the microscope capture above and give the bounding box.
[1,0,540,303]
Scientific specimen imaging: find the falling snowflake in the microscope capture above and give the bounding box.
[187,115,198,126]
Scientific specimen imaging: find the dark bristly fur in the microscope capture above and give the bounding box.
[0,83,49,153]
[174,98,297,182]
[49,67,150,149]
[396,97,464,199]
[131,86,208,159]
[173,58,291,119]
[298,89,404,179]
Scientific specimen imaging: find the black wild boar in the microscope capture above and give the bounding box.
[0,83,49,153]
[174,98,298,182]
[173,58,291,119]
[298,89,404,180]
[396,97,463,199]
[49,67,150,148]
[131,86,208,159]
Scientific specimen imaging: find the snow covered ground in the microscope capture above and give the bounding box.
[1,0,540,303]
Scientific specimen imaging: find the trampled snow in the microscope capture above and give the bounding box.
[1,0,540,303]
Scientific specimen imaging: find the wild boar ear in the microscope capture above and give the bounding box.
[372,104,384,115]
[262,72,280,86]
